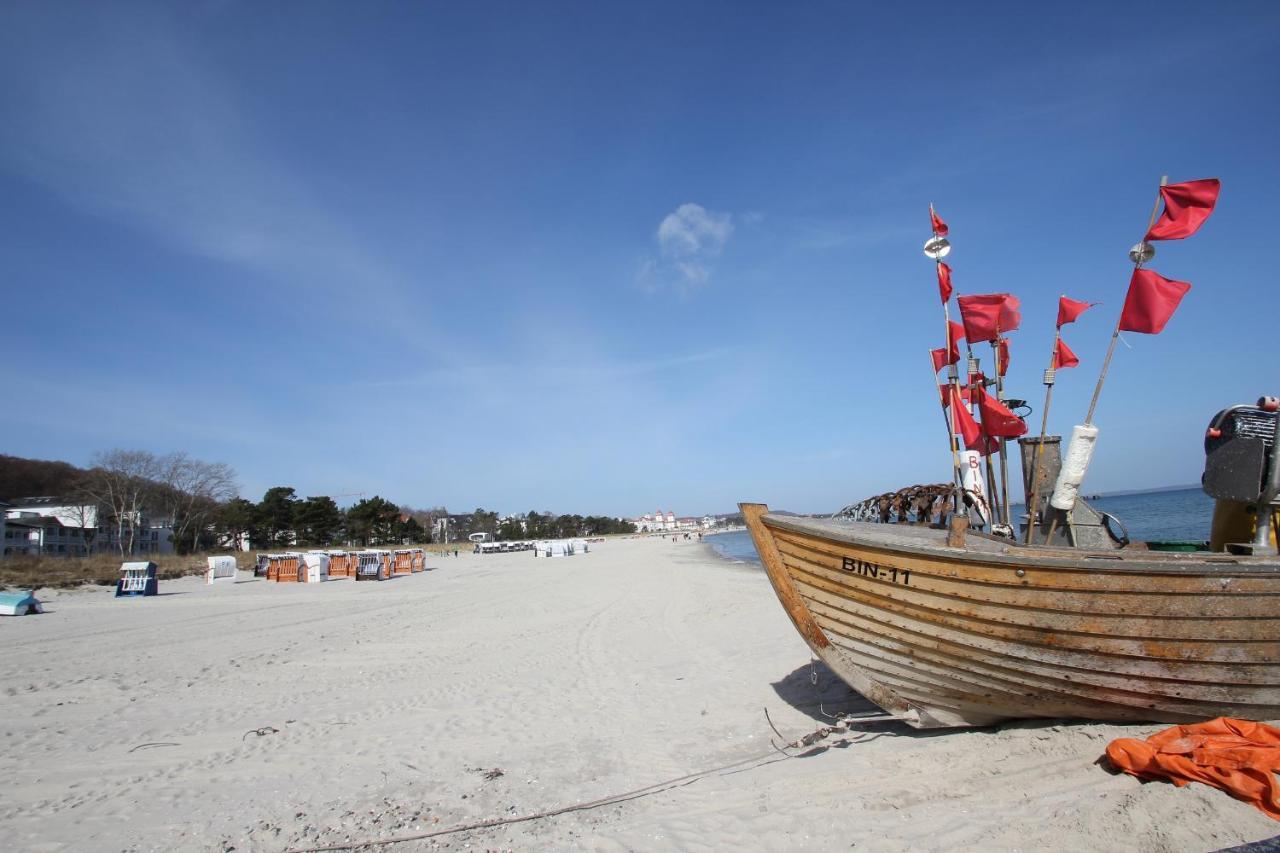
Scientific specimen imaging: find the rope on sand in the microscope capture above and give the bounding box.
[284,750,786,853]
[286,712,903,853]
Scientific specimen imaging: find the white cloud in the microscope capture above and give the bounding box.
[657,202,733,258]
[641,202,733,293]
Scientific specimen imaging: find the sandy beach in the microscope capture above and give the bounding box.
[1,536,1274,852]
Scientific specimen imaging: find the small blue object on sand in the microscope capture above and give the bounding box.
[0,591,43,616]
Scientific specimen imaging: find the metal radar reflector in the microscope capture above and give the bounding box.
[1128,241,1156,264]
[924,236,951,260]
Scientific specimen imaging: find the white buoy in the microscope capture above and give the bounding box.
[1051,424,1099,510]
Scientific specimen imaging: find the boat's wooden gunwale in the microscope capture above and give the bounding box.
[771,525,1280,593]
[764,514,1280,576]
[776,536,1280,626]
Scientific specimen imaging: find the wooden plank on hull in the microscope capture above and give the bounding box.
[775,531,1280,616]
[782,545,1280,646]
[786,557,1280,668]
[808,596,1280,715]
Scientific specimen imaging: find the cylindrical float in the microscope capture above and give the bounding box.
[1050,424,1099,511]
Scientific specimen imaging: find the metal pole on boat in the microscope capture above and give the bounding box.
[928,351,966,520]
[990,338,1013,528]
[942,310,967,516]
[973,351,1002,530]
[1084,176,1167,426]
[926,213,966,517]
[1050,177,1167,547]
[1024,330,1059,543]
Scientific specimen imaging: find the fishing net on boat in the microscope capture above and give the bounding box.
[831,484,957,524]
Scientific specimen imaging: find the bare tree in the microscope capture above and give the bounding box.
[80,450,163,556]
[157,452,238,552]
[60,495,100,556]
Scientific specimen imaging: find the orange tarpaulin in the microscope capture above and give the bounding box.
[1106,718,1280,820]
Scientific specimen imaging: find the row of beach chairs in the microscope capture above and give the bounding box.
[252,548,427,583]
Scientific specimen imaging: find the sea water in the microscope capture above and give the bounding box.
[706,487,1216,566]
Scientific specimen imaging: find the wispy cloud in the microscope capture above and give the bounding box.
[0,5,436,351]
[639,202,734,293]
[343,346,739,391]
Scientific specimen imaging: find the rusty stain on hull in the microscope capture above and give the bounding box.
[740,503,1280,729]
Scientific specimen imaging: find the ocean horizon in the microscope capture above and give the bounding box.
[707,486,1217,565]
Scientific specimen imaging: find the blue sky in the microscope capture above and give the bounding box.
[1,1,1277,517]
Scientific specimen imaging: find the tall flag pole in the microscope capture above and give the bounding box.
[990,336,1012,527]
[1024,297,1093,543]
[1083,176,1168,426]
[927,352,960,525]
[926,205,965,515]
[1048,175,1218,540]
[959,318,997,527]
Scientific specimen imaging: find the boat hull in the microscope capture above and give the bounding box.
[741,503,1280,729]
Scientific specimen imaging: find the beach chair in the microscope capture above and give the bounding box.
[302,553,329,583]
[267,553,304,583]
[116,561,158,597]
[206,556,237,584]
[326,551,355,578]
[355,551,384,581]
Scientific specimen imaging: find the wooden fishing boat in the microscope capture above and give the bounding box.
[741,503,1280,728]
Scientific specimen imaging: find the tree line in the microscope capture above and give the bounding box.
[218,489,424,549]
[454,508,635,541]
[0,451,637,555]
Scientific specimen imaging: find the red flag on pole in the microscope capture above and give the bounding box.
[1056,296,1094,328]
[957,293,1021,343]
[1053,338,1080,369]
[1117,268,1191,334]
[1144,178,1221,241]
[947,386,982,447]
[931,321,965,372]
[996,338,1011,376]
[937,261,953,303]
[939,382,972,408]
[930,205,948,236]
[973,384,1028,438]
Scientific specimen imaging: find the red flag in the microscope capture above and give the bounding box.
[947,386,982,447]
[1144,178,1221,241]
[930,205,948,236]
[937,261,953,303]
[939,382,971,408]
[1053,338,1079,369]
[973,385,1027,439]
[1118,268,1191,334]
[930,321,965,372]
[996,338,1010,376]
[957,293,1021,343]
[1056,296,1094,328]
